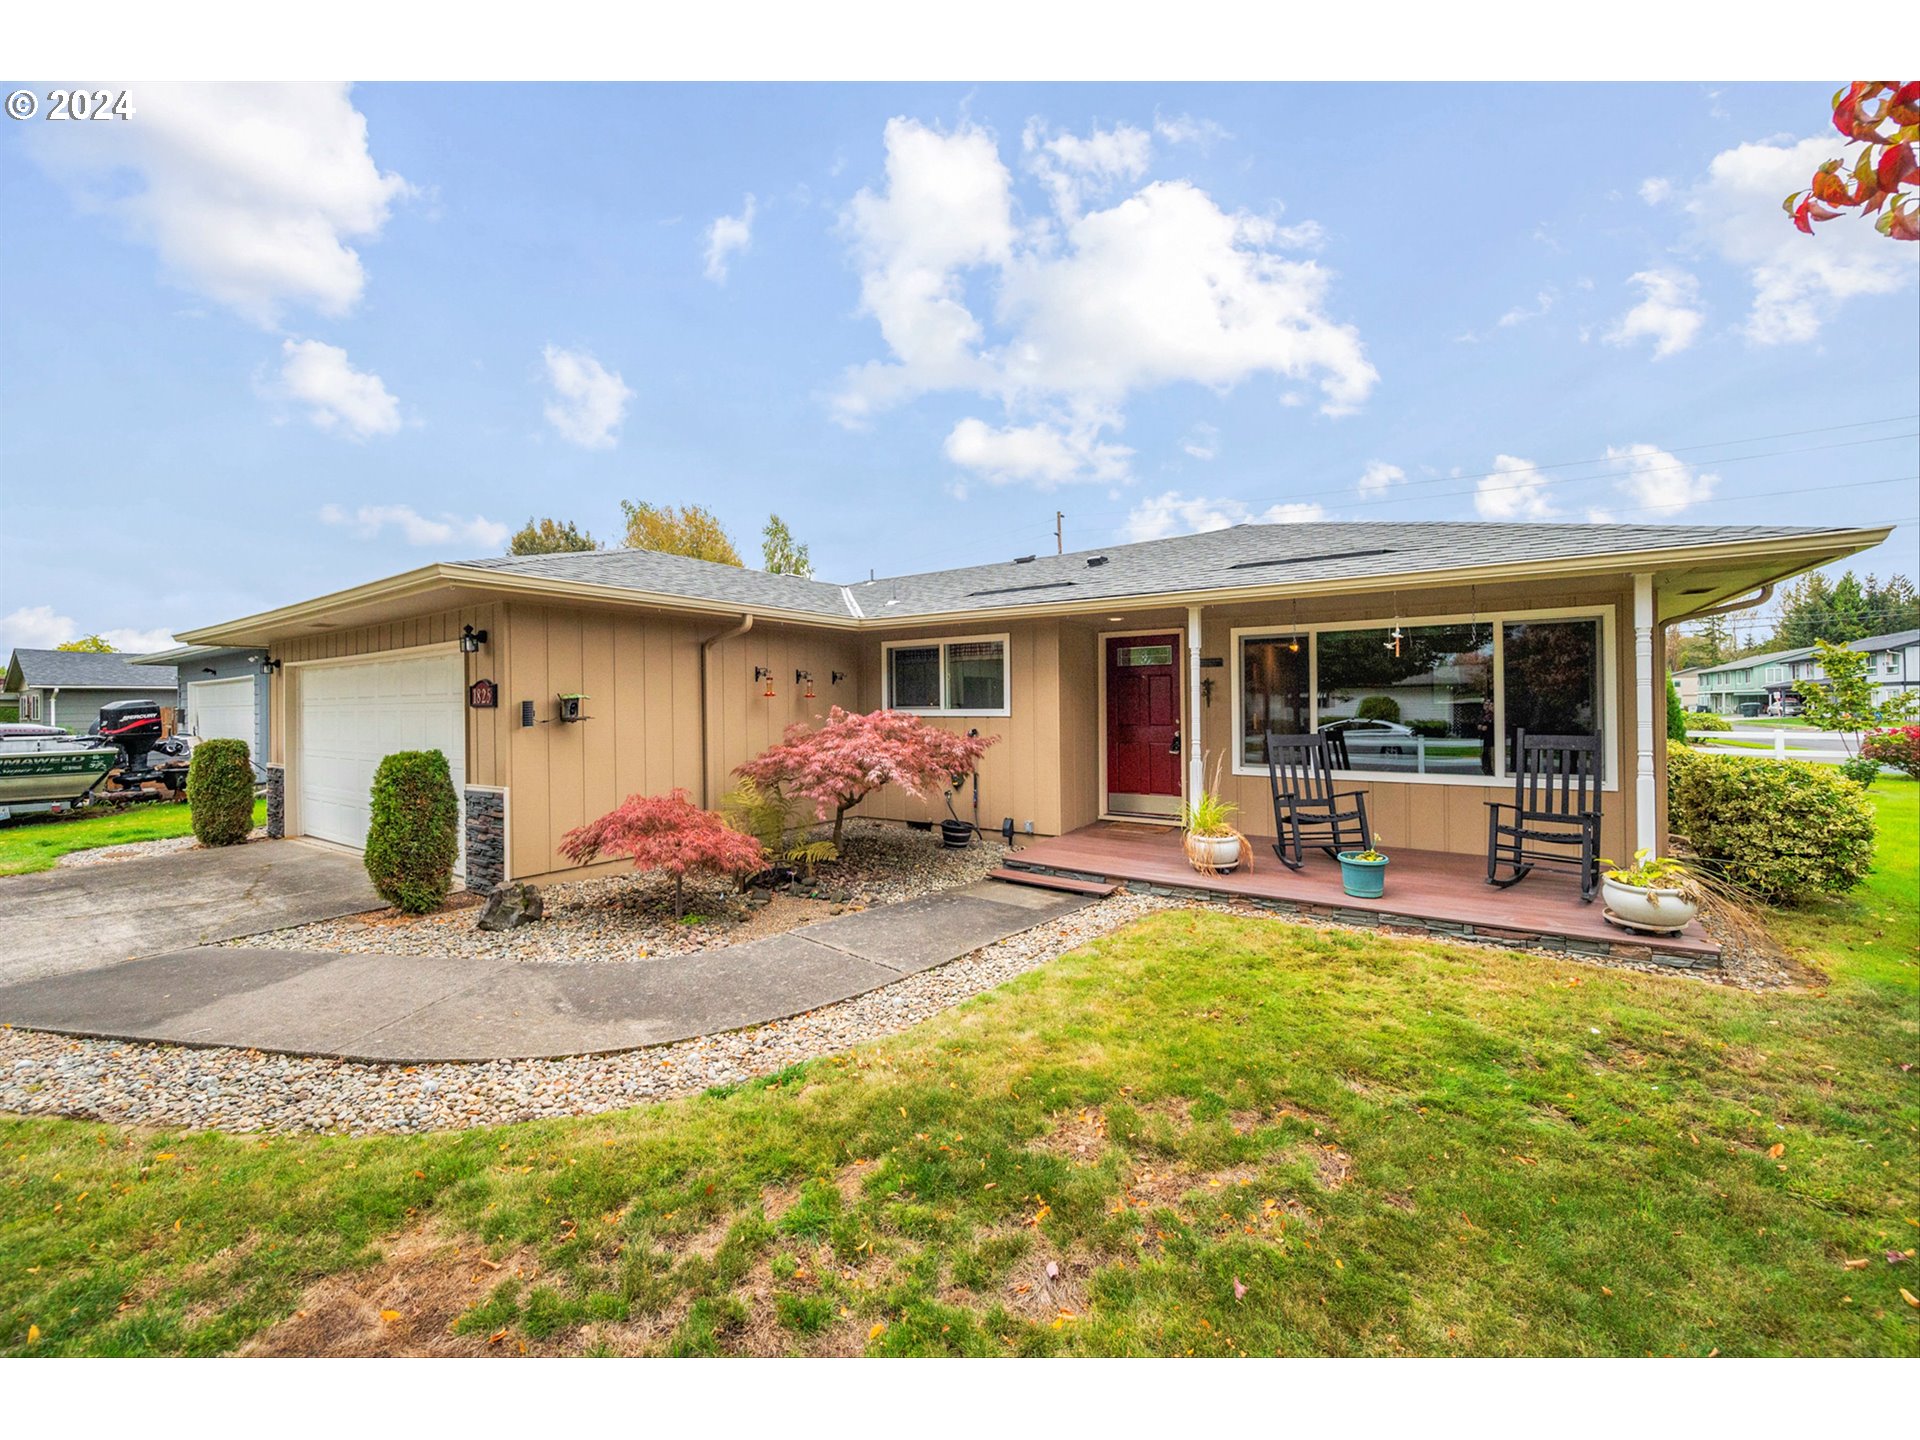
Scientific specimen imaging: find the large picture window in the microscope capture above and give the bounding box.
[1232,609,1611,785]
[884,635,1009,715]
[1316,623,1494,776]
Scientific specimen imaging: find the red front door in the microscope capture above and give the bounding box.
[1106,634,1182,817]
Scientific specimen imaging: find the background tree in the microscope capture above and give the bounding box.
[1796,640,1920,756]
[508,517,601,555]
[620,502,742,565]
[55,635,115,653]
[737,707,996,848]
[1773,570,1919,647]
[761,514,813,577]
[1784,81,1918,240]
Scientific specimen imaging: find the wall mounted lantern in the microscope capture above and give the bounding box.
[831,670,847,687]
[754,666,776,698]
[460,625,489,654]
[795,669,816,699]
[261,656,282,675]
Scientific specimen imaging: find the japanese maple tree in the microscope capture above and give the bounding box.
[1784,81,1920,240]
[736,706,996,848]
[559,789,764,916]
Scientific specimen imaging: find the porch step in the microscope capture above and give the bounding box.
[986,867,1118,898]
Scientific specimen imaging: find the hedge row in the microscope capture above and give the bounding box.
[1666,748,1875,904]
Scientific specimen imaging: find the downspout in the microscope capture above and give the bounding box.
[1670,582,1774,625]
[1186,605,1204,811]
[700,614,754,807]
[1633,574,1658,857]
[48,686,57,731]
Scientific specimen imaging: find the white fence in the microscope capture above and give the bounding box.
[1684,730,1860,763]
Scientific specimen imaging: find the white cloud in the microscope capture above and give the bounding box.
[1474,454,1556,520]
[0,606,175,655]
[1025,120,1153,219]
[29,83,408,327]
[703,194,756,282]
[1604,269,1705,358]
[1153,113,1231,149]
[318,504,510,550]
[1638,177,1673,205]
[275,338,401,439]
[1357,460,1405,496]
[1605,443,1719,515]
[541,345,633,449]
[1123,490,1326,542]
[1684,134,1915,345]
[1498,288,1556,328]
[943,416,1132,487]
[834,117,1374,485]
[1182,422,1219,461]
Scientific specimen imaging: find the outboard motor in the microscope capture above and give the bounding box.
[97,699,167,782]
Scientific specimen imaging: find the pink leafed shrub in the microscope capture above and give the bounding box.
[1862,724,1920,779]
[559,789,764,916]
[736,706,997,847]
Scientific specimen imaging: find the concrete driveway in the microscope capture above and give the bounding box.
[0,839,381,985]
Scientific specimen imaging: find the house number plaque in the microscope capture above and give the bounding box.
[469,678,498,709]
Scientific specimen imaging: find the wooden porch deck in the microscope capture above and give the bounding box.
[1004,822,1719,965]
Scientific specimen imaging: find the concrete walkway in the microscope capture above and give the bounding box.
[0,880,1088,1062]
[0,839,381,985]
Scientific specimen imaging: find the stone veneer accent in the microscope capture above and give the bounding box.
[464,787,507,893]
[265,765,285,839]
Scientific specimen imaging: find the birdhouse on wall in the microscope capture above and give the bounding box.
[556,693,589,723]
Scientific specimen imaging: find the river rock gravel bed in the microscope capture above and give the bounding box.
[219,820,1008,965]
[0,893,1173,1135]
[55,828,268,869]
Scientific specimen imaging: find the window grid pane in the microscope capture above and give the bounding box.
[945,640,1006,711]
[1500,619,1600,771]
[889,645,941,709]
[1240,637,1310,766]
[1315,623,1494,776]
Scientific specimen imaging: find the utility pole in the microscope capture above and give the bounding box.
[1055,510,1064,555]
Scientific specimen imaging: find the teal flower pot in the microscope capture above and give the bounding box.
[1337,851,1389,898]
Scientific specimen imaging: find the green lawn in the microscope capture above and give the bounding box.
[1,783,1914,1357]
[0,798,267,877]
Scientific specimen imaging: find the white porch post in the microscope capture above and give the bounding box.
[1187,604,1205,808]
[1633,573,1658,857]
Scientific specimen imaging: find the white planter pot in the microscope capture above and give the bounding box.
[1185,832,1242,874]
[1602,878,1699,934]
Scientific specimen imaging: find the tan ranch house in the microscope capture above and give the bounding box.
[177,521,1890,893]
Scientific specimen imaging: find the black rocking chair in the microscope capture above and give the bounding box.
[1485,730,1604,901]
[1264,731,1372,871]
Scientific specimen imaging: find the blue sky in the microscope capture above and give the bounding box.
[1,81,1915,653]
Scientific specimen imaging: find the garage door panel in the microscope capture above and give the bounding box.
[295,652,464,875]
[188,676,257,750]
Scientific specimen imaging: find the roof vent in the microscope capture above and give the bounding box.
[1013,554,1037,564]
[1226,547,1398,572]
[967,580,1076,598]
[1085,555,1109,567]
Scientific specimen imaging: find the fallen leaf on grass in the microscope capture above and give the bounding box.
[26,1324,40,1345]
[379,1309,402,1322]
[1843,1258,1870,1270]
[1767,1143,1785,1160]
[1901,1288,1919,1309]
[1233,1277,1247,1300]
[868,1322,886,1340]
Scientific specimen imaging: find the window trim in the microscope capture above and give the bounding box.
[1228,604,1618,789]
[881,632,1012,717]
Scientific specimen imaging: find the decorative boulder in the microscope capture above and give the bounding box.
[477,882,545,931]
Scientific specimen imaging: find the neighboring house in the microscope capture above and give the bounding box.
[174,520,1891,892]
[132,644,272,777]
[1772,628,1920,713]
[1671,665,1703,710]
[1691,645,1816,716]
[1,648,179,732]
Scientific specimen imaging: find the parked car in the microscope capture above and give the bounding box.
[1320,716,1413,756]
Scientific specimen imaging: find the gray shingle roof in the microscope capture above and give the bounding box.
[455,522,1843,624]
[6,649,178,689]
[845,521,1834,620]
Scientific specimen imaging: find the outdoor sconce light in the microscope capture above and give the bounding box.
[831,670,847,686]
[754,666,776,698]
[556,693,589,723]
[1200,677,1216,707]
[261,657,282,675]
[795,669,816,699]
[460,624,489,654]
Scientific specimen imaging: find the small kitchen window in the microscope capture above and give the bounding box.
[884,635,1010,715]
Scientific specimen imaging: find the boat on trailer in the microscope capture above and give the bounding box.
[0,724,119,823]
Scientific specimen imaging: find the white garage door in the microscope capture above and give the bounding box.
[188,676,257,749]
[294,651,465,871]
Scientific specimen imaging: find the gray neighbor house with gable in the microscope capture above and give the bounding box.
[2,649,179,732]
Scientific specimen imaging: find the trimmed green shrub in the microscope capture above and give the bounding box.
[1837,755,1881,788]
[1666,676,1687,743]
[1688,711,1732,732]
[1667,748,1875,904]
[1408,718,1450,738]
[1356,695,1402,724]
[1862,725,1920,780]
[185,738,256,846]
[364,749,459,913]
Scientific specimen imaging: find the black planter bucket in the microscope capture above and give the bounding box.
[939,819,973,849]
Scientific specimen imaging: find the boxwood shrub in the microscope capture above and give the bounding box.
[185,738,256,846]
[364,749,459,913]
[1667,748,1875,904]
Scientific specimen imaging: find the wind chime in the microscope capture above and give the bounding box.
[1287,597,1301,654]
[1384,593,1405,658]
